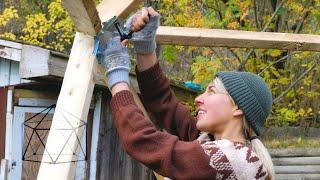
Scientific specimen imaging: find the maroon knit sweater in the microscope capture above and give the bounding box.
[110,62,268,180]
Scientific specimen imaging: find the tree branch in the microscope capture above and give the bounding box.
[283,0,313,63]
[210,47,232,70]
[273,60,318,104]
[258,52,300,75]
[237,0,287,71]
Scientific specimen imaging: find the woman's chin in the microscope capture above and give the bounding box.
[196,121,208,132]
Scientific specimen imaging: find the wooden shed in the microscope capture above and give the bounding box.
[0,39,196,180]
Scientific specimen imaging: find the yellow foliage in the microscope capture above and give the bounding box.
[0,32,16,40]
[0,6,19,27]
[269,49,282,57]
[227,21,240,29]
[20,0,75,52]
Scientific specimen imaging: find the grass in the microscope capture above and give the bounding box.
[263,136,320,149]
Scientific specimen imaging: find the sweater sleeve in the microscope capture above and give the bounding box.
[110,90,217,179]
[136,62,199,141]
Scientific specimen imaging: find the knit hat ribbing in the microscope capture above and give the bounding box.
[216,71,273,136]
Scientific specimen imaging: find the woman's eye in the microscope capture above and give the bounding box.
[207,87,216,94]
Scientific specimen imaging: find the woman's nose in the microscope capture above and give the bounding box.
[195,93,204,105]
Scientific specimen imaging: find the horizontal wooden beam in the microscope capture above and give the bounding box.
[275,165,320,174]
[96,0,144,22]
[273,157,320,166]
[0,39,22,61]
[276,174,320,179]
[156,26,320,51]
[269,148,320,157]
[62,0,101,36]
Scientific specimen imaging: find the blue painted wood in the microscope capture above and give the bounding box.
[0,58,30,87]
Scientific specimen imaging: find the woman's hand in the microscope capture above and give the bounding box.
[102,33,131,90]
[125,7,160,54]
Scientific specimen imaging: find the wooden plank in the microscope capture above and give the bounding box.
[0,58,10,87]
[0,159,9,180]
[0,58,29,86]
[275,165,320,174]
[22,112,53,180]
[9,61,21,85]
[275,174,320,180]
[18,98,57,107]
[270,148,320,157]
[74,122,88,180]
[4,89,13,179]
[156,26,320,51]
[0,39,22,50]
[37,32,97,180]
[0,39,22,62]
[20,45,50,79]
[96,0,143,22]
[0,87,8,160]
[0,46,21,62]
[273,157,320,166]
[89,93,102,180]
[62,0,101,36]
[48,52,68,77]
[14,89,59,100]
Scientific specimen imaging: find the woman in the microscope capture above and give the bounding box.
[101,7,275,180]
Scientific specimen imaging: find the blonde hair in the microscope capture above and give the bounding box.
[213,77,275,180]
[243,119,275,180]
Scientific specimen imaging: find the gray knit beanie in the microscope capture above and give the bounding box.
[216,71,273,136]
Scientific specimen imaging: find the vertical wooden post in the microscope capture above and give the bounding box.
[37,32,97,180]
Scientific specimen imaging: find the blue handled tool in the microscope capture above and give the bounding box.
[183,81,203,91]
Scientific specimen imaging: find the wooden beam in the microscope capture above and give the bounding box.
[37,32,96,180]
[276,174,320,180]
[273,157,320,166]
[275,165,320,174]
[96,0,144,22]
[20,45,69,80]
[156,26,320,51]
[0,39,22,61]
[37,0,142,179]
[62,0,101,36]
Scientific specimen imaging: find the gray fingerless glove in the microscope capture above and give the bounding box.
[125,12,160,54]
[102,35,130,89]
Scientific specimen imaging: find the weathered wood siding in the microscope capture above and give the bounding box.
[96,92,155,180]
[0,87,8,160]
[270,148,320,180]
[0,57,30,87]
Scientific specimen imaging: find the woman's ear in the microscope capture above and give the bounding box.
[232,106,243,117]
